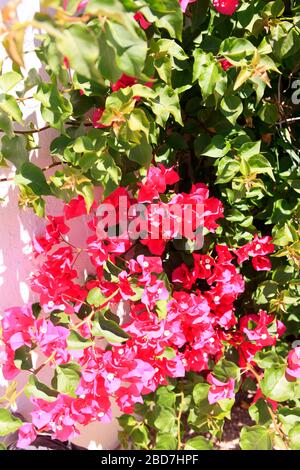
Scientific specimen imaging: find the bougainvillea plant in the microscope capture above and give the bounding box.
[0,0,300,451]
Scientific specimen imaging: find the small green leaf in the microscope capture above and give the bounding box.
[240,425,272,450]
[155,433,177,450]
[289,423,300,450]
[15,163,52,196]
[0,94,23,124]
[0,409,22,436]
[184,436,213,450]
[87,287,107,307]
[220,96,243,125]
[0,71,22,92]
[52,363,81,397]
[25,375,58,402]
[91,312,130,344]
[1,135,28,169]
[67,330,93,350]
[14,346,33,371]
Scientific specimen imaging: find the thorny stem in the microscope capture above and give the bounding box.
[247,363,289,449]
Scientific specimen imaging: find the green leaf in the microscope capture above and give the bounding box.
[278,408,300,434]
[35,83,73,131]
[0,71,22,92]
[14,345,33,371]
[0,94,23,124]
[193,50,226,100]
[15,163,52,196]
[260,367,296,402]
[50,20,101,82]
[1,135,28,169]
[142,0,183,40]
[220,37,256,62]
[87,287,107,307]
[149,85,183,126]
[0,409,22,437]
[184,436,213,450]
[202,135,231,159]
[240,425,272,450]
[67,330,93,350]
[248,399,272,426]
[52,363,81,397]
[258,102,279,125]
[220,96,243,125]
[154,408,176,433]
[25,375,58,402]
[289,423,300,450]
[128,136,153,168]
[130,424,150,449]
[106,20,147,79]
[155,433,177,450]
[91,311,130,344]
[0,110,13,136]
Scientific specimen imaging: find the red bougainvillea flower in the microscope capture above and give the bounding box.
[111,74,138,92]
[92,108,109,129]
[252,388,278,412]
[17,423,37,449]
[213,0,239,16]
[234,234,274,271]
[64,196,88,220]
[239,310,285,348]
[207,373,235,404]
[179,0,198,13]
[286,347,300,379]
[220,59,233,71]
[252,255,272,271]
[134,12,151,30]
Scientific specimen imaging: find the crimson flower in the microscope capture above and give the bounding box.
[134,12,152,30]
[212,0,239,15]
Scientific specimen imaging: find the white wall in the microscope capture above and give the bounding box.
[0,0,120,449]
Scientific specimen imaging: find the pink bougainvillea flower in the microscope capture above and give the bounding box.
[92,108,110,129]
[207,373,235,404]
[179,0,198,13]
[286,347,300,379]
[220,59,233,71]
[17,423,37,449]
[212,0,239,16]
[134,12,152,30]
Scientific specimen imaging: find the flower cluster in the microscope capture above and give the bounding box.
[0,163,284,447]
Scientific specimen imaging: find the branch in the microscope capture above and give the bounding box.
[0,161,62,183]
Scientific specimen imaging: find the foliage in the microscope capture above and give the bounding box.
[0,0,299,451]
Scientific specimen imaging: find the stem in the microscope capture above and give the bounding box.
[0,161,62,183]
[176,390,185,450]
[74,288,120,330]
